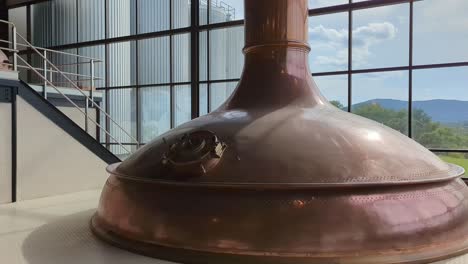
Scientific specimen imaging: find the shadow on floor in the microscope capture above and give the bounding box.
[21,209,175,264]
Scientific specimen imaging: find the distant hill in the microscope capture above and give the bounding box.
[354,99,468,124]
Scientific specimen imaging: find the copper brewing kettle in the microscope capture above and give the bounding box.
[91,0,468,263]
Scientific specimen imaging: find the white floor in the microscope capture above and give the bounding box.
[0,189,467,264]
[0,190,174,264]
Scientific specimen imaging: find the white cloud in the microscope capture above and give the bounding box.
[315,49,348,66]
[353,22,397,67]
[309,25,348,47]
[353,22,397,47]
[309,22,397,67]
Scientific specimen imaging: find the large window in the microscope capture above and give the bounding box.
[9,0,468,165]
[352,4,409,69]
[352,71,409,135]
[412,67,468,150]
[309,12,348,73]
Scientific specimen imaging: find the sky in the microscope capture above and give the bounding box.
[307,0,468,104]
[221,0,468,105]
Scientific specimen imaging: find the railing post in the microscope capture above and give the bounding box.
[87,59,94,135]
[43,50,47,98]
[90,59,94,105]
[85,97,89,133]
[11,26,17,72]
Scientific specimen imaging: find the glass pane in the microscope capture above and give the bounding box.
[199,83,208,116]
[54,0,77,46]
[173,33,191,83]
[108,0,136,38]
[209,0,244,24]
[309,0,348,9]
[309,13,348,73]
[209,26,244,80]
[352,71,409,135]
[31,1,55,47]
[199,0,208,25]
[199,31,208,81]
[412,67,468,149]
[78,0,105,42]
[173,0,191,28]
[414,0,468,65]
[31,0,77,47]
[138,0,170,34]
[437,153,468,178]
[78,45,105,88]
[8,7,27,49]
[210,82,237,111]
[29,53,42,85]
[174,85,192,126]
[140,86,171,143]
[110,144,137,160]
[313,74,348,109]
[31,1,54,47]
[17,55,28,81]
[138,37,170,85]
[108,88,137,144]
[109,41,136,87]
[50,48,78,89]
[352,3,409,69]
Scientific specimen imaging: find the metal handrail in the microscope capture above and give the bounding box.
[0,19,15,25]
[0,61,104,80]
[0,47,19,53]
[16,56,132,154]
[15,33,140,145]
[35,79,102,84]
[0,39,104,62]
[1,19,139,155]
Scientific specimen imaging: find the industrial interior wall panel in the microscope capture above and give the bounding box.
[172,33,191,83]
[172,0,190,28]
[30,1,54,47]
[108,0,136,38]
[53,0,77,46]
[138,0,170,34]
[108,41,136,87]
[0,103,12,204]
[138,37,170,85]
[30,0,77,47]
[16,97,108,200]
[78,0,105,42]
[209,26,244,80]
[57,106,97,139]
[8,6,27,49]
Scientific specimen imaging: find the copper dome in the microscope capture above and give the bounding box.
[91,0,468,263]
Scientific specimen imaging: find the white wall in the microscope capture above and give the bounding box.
[57,106,97,139]
[16,97,108,201]
[0,103,12,204]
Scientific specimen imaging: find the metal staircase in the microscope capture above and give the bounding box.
[0,19,139,157]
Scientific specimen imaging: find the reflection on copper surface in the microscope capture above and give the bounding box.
[91,0,468,263]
